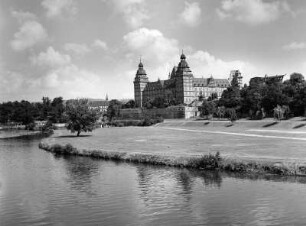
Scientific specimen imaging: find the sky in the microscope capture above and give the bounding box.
[1,0,306,102]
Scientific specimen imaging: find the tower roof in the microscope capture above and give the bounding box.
[177,53,192,76]
[136,59,147,76]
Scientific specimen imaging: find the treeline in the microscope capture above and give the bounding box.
[0,97,66,125]
[202,73,306,120]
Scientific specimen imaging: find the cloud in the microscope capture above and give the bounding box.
[180,2,202,27]
[10,20,48,51]
[122,27,254,84]
[105,0,149,28]
[283,42,306,51]
[123,27,179,67]
[29,46,104,99]
[64,43,91,56]
[92,39,108,50]
[11,10,37,23]
[42,0,78,18]
[188,51,255,81]
[30,46,71,68]
[217,0,291,25]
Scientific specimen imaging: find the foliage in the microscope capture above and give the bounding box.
[188,152,221,170]
[219,80,241,109]
[207,92,218,101]
[201,100,216,118]
[109,116,164,127]
[225,108,237,122]
[122,99,136,109]
[65,99,98,136]
[0,96,67,126]
[107,99,122,121]
[50,97,65,123]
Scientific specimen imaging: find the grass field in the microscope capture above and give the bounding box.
[42,118,306,163]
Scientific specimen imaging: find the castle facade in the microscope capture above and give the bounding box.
[134,53,242,107]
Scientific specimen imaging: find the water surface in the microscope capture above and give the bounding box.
[1,135,306,225]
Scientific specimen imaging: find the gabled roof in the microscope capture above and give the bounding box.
[193,77,230,87]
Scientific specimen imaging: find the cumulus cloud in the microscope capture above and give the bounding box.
[283,42,306,51]
[11,10,37,23]
[188,51,254,81]
[10,20,48,51]
[64,43,91,56]
[123,27,179,67]
[105,0,149,28]
[42,0,78,18]
[29,46,104,98]
[180,2,202,27]
[122,27,253,83]
[217,0,291,25]
[92,39,108,50]
[31,46,71,68]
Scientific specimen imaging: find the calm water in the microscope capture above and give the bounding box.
[1,135,306,225]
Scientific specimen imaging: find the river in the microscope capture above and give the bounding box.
[1,135,306,225]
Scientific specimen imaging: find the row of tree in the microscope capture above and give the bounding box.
[0,97,65,125]
[201,73,306,120]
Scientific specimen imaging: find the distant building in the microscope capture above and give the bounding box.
[134,53,242,107]
[89,100,109,113]
[249,74,285,87]
[229,70,243,88]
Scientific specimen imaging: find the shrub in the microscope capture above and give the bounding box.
[189,152,221,170]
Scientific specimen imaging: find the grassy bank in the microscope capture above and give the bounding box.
[38,142,306,176]
[0,130,53,139]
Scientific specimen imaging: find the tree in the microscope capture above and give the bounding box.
[107,99,122,121]
[65,99,98,136]
[41,97,52,120]
[207,92,218,101]
[219,79,241,109]
[122,99,136,109]
[201,100,216,119]
[50,97,65,123]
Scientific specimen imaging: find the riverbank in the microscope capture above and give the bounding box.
[0,129,53,139]
[39,119,306,176]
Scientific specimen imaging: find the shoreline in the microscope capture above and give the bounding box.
[0,130,53,139]
[38,141,306,176]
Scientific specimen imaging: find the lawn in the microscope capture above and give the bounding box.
[43,118,306,163]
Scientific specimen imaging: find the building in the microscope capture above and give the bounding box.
[89,96,109,114]
[249,74,285,87]
[229,70,243,88]
[134,53,240,107]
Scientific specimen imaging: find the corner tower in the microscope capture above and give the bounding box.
[175,53,194,104]
[134,60,149,107]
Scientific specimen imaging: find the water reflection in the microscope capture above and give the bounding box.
[2,136,306,225]
[59,155,101,196]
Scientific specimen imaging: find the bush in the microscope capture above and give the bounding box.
[109,116,163,127]
[189,152,221,170]
[25,122,35,131]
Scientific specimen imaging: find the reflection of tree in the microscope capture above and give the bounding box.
[176,170,193,195]
[136,165,153,202]
[196,171,222,188]
[62,155,100,196]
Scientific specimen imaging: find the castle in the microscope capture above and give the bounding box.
[134,53,242,107]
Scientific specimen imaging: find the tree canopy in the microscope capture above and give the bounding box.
[65,99,98,136]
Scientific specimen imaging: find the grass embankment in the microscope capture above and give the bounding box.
[38,118,306,176]
[39,141,306,176]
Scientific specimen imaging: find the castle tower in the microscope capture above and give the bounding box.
[134,60,149,107]
[175,53,194,104]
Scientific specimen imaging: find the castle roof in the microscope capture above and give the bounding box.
[193,77,230,87]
